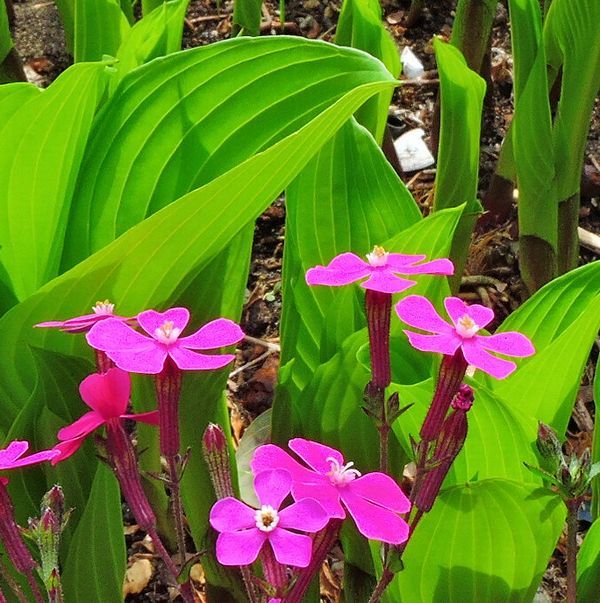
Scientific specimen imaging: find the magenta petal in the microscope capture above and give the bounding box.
[0,446,59,469]
[404,331,462,356]
[168,346,235,371]
[122,410,160,425]
[292,479,345,519]
[79,368,131,418]
[87,318,151,351]
[349,473,411,514]
[445,297,494,329]
[268,529,313,567]
[254,469,292,509]
[288,438,344,474]
[57,411,104,441]
[340,489,409,544]
[51,438,86,464]
[210,497,256,532]
[477,332,535,357]
[137,308,190,338]
[305,253,371,287]
[398,258,454,276]
[106,346,167,374]
[461,339,516,379]
[384,253,427,268]
[0,441,29,462]
[278,498,328,532]
[360,271,416,294]
[178,318,244,350]
[215,529,266,566]
[395,296,453,334]
[251,445,312,482]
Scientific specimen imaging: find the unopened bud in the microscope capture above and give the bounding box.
[536,422,563,475]
[451,384,474,411]
[202,424,234,499]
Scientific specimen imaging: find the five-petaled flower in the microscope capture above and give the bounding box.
[305,247,454,293]
[395,295,535,379]
[86,307,244,374]
[0,441,59,483]
[52,368,159,463]
[35,300,127,334]
[251,439,410,544]
[209,469,328,567]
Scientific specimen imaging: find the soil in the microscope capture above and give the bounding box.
[7,0,600,601]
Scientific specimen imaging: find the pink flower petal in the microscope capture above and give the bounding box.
[404,331,462,356]
[384,253,427,269]
[51,438,85,464]
[136,308,190,338]
[397,258,454,276]
[306,253,371,287]
[122,410,160,425]
[215,529,266,566]
[444,297,494,329]
[278,498,329,532]
[105,346,168,374]
[360,271,416,294]
[253,469,292,509]
[288,438,344,474]
[210,497,256,532]
[0,441,29,462]
[268,529,313,567]
[178,318,244,350]
[87,318,152,351]
[340,488,409,544]
[395,296,454,335]
[251,445,313,483]
[291,479,345,519]
[57,411,104,441]
[348,473,411,514]
[168,347,235,371]
[477,332,535,357]
[79,368,131,419]
[461,339,517,379]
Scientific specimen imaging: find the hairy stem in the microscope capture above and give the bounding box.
[566,499,579,603]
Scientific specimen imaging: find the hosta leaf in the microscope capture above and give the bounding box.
[0,63,109,301]
[336,0,401,142]
[592,354,600,519]
[61,37,397,270]
[0,0,11,63]
[578,518,600,601]
[432,39,485,286]
[381,480,565,602]
[61,464,126,602]
[233,0,263,35]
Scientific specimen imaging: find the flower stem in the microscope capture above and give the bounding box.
[25,572,43,603]
[367,567,395,603]
[261,544,287,597]
[566,498,579,603]
[284,519,343,603]
[0,558,28,603]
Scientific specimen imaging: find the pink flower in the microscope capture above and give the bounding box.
[52,368,159,463]
[0,441,59,483]
[35,300,128,334]
[305,246,454,293]
[209,469,328,567]
[395,295,535,379]
[86,308,244,374]
[251,439,410,545]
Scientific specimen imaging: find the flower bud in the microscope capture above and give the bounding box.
[202,423,234,499]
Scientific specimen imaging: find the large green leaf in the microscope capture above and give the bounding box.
[381,480,565,602]
[592,354,600,520]
[233,0,263,35]
[61,37,397,270]
[61,464,126,602]
[578,518,600,602]
[431,39,485,285]
[0,63,109,301]
[0,0,11,63]
[335,0,401,142]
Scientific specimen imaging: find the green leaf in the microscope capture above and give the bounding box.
[0,63,109,301]
[111,0,190,90]
[233,0,262,35]
[590,352,600,519]
[381,480,565,602]
[0,0,12,63]
[336,0,401,142]
[578,519,600,602]
[62,37,397,270]
[61,464,126,602]
[432,38,485,285]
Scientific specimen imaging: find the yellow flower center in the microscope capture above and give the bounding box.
[366,245,389,267]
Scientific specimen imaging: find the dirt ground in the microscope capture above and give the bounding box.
[7,0,600,600]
